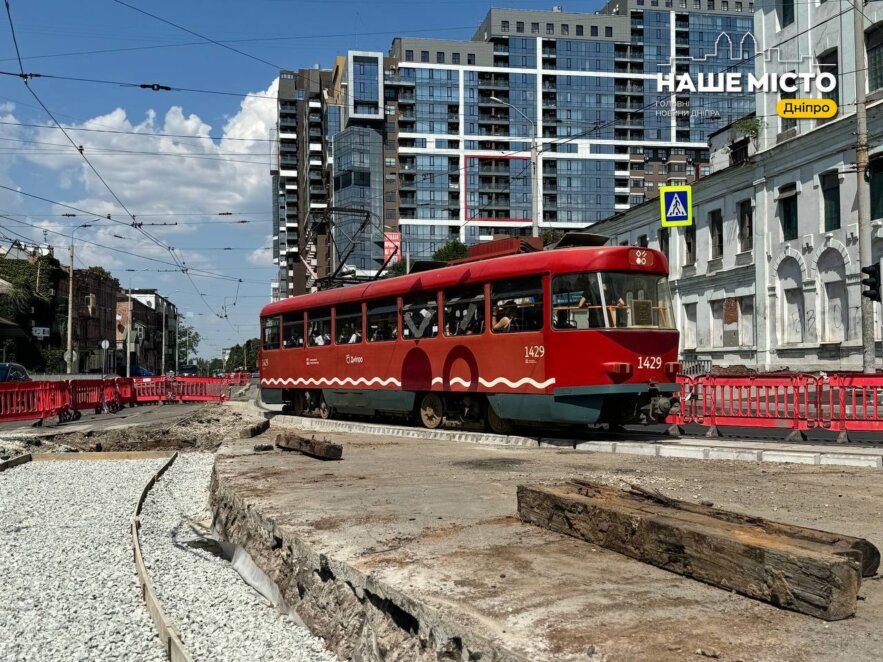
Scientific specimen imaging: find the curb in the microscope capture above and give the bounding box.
[131,452,194,662]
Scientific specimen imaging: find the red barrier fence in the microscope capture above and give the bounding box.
[224,372,252,386]
[671,373,883,435]
[0,377,230,424]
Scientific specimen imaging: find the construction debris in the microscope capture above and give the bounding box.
[239,419,270,439]
[274,433,342,461]
[517,479,879,621]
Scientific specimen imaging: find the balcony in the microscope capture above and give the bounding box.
[478,165,511,175]
[398,92,416,103]
[384,75,415,86]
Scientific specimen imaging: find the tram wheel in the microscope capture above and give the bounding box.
[486,401,513,435]
[419,393,445,429]
[317,394,333,420]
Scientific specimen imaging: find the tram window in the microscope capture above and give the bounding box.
[367,299,398,342]
[306,308,332,346]
[490,277,544,333]
[261,316,281,350]
[282,312,305,348]
[552,273,607,329]
[402,293,438,339]
[552,271,675,329]
[443,286,485,336]
[335,303,363,344]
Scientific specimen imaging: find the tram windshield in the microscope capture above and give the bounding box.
[552,272,675,330]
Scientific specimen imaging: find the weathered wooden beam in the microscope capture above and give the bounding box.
[275,432,342,461]
[517,480,875,621]
[239,419,270,439]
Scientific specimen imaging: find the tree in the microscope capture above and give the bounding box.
[177,320,200,364]
[432,240,468,263]
[542,229,565,247]
[385,260,407,277]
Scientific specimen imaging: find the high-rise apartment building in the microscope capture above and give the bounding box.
[271,2,755,296]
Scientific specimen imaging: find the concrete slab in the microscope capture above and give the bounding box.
[820,454,883,468]
[657,445,709,459]
[212,424,883,662]
[613,442,659,457]
[707,448,764,462]
[574,440,617,453]
[762,451,822,465]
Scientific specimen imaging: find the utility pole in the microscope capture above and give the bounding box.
[175,314,179,373]
[855,1,876,373]
[490,96,539,238]
[161,299,166,375]
[66,242,74,374]
[125,287,132,378]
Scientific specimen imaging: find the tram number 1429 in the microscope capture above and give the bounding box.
[637,355,662,370]
[524,345,545,359]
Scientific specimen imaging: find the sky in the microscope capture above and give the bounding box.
[0,0,605,359]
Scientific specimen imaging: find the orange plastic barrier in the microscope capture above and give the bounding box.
[172,377,230,402]
[132,377,171,403]
[224,372,251,386]
[0,381,70,422]
[70,379,107,414]
[671,373,883,434]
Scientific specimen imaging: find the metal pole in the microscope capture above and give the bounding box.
[66,242,74,374]
[161,300,166,375]
[126,287,132,378]
[530,136,540,239]
[855,2,876,372]
[175,314,179,373]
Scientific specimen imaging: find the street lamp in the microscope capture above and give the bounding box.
[490,96,540,239]
[66,222,94,374]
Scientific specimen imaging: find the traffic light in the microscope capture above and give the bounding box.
[861,264,881,302]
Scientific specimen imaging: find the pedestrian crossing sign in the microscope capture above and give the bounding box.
[660,185,692,227]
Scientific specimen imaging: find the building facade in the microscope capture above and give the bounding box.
[70,269,118,373]
[589,0,883,371]
[270,2,755,296]
[115,290,178,375]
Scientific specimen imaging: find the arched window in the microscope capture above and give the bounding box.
[778,257,804,345]
[817,249,848,342]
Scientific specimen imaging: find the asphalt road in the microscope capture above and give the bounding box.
[0,403,205,438]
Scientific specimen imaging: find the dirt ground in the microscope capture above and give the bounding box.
[215,422,883,662]
[0,402,264,458]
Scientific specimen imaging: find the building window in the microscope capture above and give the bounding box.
[683,303,697,349]
[576,25,584,35]
[684,226,696,265]
[821,172,841,231]
[531,22,540,34]
[738,200,753,252]
[502,20,510,32]
[779,184,798,240]
[437,52,445,64]
[421,50,429,63]
[872,158,883,220]
[868,28,883,92]
[467,53,476,65]
[818,249,848,342]
[722,0,729,9]
[405,50,414,62]
[778,257,804,344]
[659,227,670,257]
[451,52,460,65]
[707,0,715,9]
[590,25,598,36]
[736,1,743,9]
[605,26,613,37]
[561,23,569,35]
[709,209,723,259]
[818,49,839,106]
[637,234,648,247]
[545,23,554,34]
[516,21,524,33]
[693,0,701,8]
[779,0,794,28]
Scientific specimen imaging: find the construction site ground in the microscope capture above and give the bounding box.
[214,420,883,662]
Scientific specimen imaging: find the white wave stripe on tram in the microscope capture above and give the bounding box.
[261,377,401,387]
[479,376,556,389]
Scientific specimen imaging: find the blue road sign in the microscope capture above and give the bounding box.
[660,185,692,227]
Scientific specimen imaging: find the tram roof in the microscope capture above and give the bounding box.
[261,246,668,316]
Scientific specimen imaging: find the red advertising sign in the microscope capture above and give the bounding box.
[383,232,401,264]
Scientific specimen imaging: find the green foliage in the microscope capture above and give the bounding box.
[733,117,766,143]
[177,320,200,361]
[385,260,407,277]
[432,240,468,263]
[542,229,565,246]
[225,338,259,372]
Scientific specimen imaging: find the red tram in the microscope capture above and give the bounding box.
[259,244,680,432]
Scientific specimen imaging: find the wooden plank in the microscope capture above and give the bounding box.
[517,480,872,621]
[275,432,342,460]
[0,453,32,472]
[239,419,270,439]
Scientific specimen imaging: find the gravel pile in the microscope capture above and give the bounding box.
[139,453,336,662]
[0,458,167,661]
